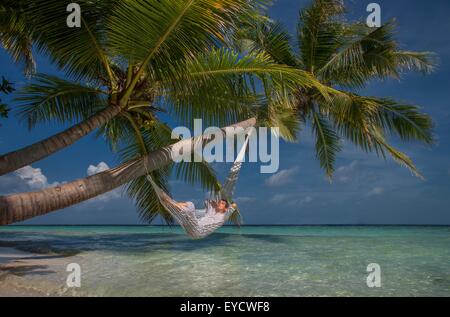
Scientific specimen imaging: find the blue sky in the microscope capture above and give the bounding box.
[1,0,450,225]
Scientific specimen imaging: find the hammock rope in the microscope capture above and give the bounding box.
[145,128,253,239]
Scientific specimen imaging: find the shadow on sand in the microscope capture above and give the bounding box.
[0,230,290,256]
[0,264,55,277]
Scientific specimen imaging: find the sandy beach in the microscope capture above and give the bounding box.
[0,246,80,297]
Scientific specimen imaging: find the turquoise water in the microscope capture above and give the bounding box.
[0,226,449,296]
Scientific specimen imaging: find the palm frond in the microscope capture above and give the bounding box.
[21,0,117,82]
[162,52,263,128]
[127,169,174,224]
[318,22,436,87]
[236,17,298,67]
[174,157,222,194]
[0,2,36,76]
[169,48,333,101]
[159,48,334,130]
[328,93,434,146]
[326,93,427,178]
[328,94,379,153]
[297,0,346,73]
[97,114,134,151]
[369,127,423,179]
[374,98,434,144]
[108,0,264,94]
[317,22,395,85]
[14,74,108,128]
[119,118,173,223]
[312,111,342,177]
[393,51,437,74]
[256,94,301,142]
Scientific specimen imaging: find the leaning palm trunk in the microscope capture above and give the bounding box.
[0,105,122,175]
[0,118,257,225]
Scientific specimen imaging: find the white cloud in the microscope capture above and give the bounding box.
[288,195,313,206]
[15,166,48,189]
[0,165,62,194]
[0,173,29,194]
[367,187,384,197]
[0,162,122,207]
[14,166,59,190]
[270,193,313,206]
[85,162,122,204]
[334,160,358,183]
[234,196,256,204]
[301,196,313,204]
[87,188,122,204]
[265,167,299,187]
[87,162,110,176]
[270,193,290,204]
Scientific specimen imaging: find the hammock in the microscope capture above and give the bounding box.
[146,129,252,239]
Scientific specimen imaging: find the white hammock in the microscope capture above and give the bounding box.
[146,129,252,239]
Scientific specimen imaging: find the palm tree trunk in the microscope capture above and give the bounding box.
[0,105,122,176]
[0,118,257,225]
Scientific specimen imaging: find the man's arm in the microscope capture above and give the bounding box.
[204,200,217,216]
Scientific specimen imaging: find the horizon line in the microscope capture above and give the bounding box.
[4,224,450,227]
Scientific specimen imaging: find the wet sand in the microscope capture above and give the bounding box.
[0,247,79,297]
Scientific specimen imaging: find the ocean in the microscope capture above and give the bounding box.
[0,225,449,296]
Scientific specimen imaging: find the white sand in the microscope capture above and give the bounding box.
[0,247,79,296]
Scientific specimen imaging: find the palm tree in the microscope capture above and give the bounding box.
[0,117,257,225]
[0,0,320,175]
[235,0,435,178]
[0,0,329,224]
[0,0,435,226]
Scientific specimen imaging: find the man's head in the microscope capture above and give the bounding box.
[216,199,229,213]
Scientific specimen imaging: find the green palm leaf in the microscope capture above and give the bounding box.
[312,111,341,178]
[374,99,434,144]
[329,93,434,146]
[15,74,108,128]
[236,17,298,67]
[393,51,436,74]
[109,0,265,100]
[169,48,333,101]
[127,169,174,224]
[369,127,423,179]
[17,0,117,83]
[256,94,301,142]
[318,22,436,86]
[297,0,345,73]
[164,70,261,129]
[0,2,36,76]
[119,118,173,223]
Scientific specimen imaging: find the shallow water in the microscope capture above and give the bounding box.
[0,226,449,296]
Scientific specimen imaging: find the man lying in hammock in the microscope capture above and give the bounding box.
[161,195,237,225]
[179,199,236,214]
